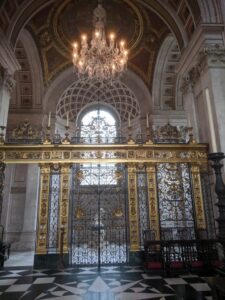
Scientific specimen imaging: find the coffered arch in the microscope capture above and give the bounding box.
[152,34,181,111]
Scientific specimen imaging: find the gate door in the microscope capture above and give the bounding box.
[70,163,128,265]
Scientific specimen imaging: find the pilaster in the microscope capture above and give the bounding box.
[146,163,160,240]
[127,163,140,252]
[181,43,225,154]
[59,164,71,253]
[190,164,206,230]
[0,67,16,130]
[36,164,51,254]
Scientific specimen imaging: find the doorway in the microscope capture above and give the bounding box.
[70,163,128,266]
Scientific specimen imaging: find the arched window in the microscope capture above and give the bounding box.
[78,108,118,185]
[80,108,117,143]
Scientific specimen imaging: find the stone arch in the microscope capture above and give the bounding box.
[197,0,221,23]
[152,34,181,111]
[19,29,44,110]
[9,28,44,129]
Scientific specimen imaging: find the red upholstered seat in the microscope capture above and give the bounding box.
[147,261,163,269]
[191,261,204,268]
[170,261,184,269]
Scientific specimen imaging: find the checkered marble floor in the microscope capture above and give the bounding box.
[0,265,214,299]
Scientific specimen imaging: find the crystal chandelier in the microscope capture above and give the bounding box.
[72,1,128,81]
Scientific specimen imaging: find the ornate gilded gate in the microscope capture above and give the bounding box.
[70,163,128,265]
[0,122,214,268]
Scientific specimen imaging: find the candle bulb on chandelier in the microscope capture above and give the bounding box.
[109,33,115,47]
[48,112,51,127]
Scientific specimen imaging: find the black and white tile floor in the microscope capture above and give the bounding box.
[0,265,216,299]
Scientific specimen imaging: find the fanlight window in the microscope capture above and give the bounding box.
[80,109,117,143]
[79,109,118,185]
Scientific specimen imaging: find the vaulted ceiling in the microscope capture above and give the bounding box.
[0,0,201,88]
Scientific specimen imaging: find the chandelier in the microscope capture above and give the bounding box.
[72,1,128,81]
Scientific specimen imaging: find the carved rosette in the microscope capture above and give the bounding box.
[146,163,160,239]
[191,164,206,229]
[127,163,140,251]
[59,164,71,253]
[0,68,16,94]
[0,162,5,220]
[36,164,51,254]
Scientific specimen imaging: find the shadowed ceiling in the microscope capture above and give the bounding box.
[0,0,201,91]
[25,0,169,89]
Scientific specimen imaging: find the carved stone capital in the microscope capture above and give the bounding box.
[183,45,225,89]
[203,44,225,67]
[0,67,16,94]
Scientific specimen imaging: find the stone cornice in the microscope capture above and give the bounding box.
[176,23,225,76]
[181,44,225,93]
[203,44,225,67]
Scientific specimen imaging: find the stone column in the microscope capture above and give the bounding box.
[0,162,5,220]
[0,67,16,134]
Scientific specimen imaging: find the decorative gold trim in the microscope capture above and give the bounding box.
[0,143,208,165]
[36,164,51,254]
[127,163,140,251]
[146,163,160,239]
[59,164,71,253]
[191,164,206,229]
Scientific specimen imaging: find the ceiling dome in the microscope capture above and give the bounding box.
[56,79,140,123]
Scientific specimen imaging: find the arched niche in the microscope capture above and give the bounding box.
[43,67,152,133]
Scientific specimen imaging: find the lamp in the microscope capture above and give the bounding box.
[72,0,128,81]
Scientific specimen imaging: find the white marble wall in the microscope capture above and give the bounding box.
[2,164,39,251]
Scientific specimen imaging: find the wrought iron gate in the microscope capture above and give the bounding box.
[70,163,128,265]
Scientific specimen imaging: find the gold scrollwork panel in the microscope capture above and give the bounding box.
[36,164,51,254]
[146,164,160,240]
[127,164,140,251]
[59,164,71,253]
[191,164,206,229]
